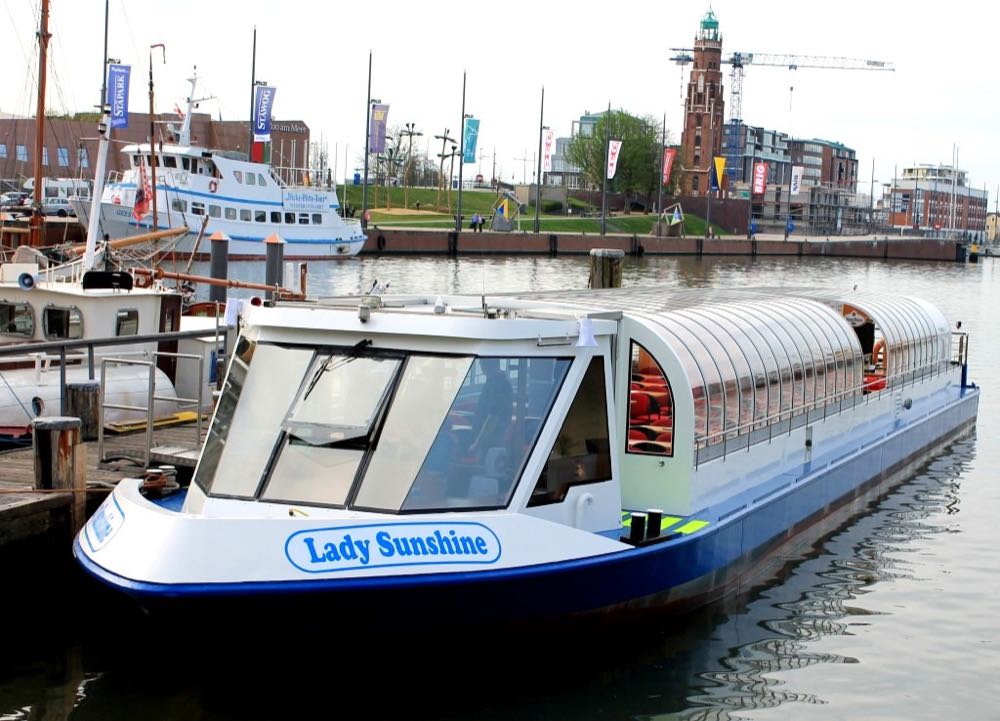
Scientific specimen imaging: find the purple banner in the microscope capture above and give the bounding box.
[107,64,131,129]
[253,85,277,142]
[369,103,389,154]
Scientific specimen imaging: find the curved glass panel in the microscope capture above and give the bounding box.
[627,342,675,456]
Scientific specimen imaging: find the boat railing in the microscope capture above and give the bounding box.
[271,164,336,191]
[96,350,205,468]
[694,352,960,467]
[0,326,224,419]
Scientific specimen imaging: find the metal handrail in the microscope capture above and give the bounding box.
[693,351,962,466]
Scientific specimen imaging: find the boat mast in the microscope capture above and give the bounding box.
[148,44,165,240]
[248,26,257,157]
[30,0,51,248]
[83,0,112,271]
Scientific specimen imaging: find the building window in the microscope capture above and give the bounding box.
[57,147,69,167]
[0,144,7,159]
[78,147,89,168]
[692,176,700,193]
[42,147,49,165]
[16,145,27,162]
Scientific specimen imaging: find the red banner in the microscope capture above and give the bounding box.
[752,161,768,195]
[662,147,677,185]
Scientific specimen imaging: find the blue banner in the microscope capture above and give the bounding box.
[253,85,277,142]
[107,64,131,129]
[369,104,389,154]
[462,117,480,164]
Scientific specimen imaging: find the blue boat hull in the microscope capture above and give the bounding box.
[74,388,979,627]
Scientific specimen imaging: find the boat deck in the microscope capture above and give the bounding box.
[0,420,206,548]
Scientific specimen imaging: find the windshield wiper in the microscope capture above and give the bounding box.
[302,339,372,401]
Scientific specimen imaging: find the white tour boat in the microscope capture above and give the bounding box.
[75,285,979,625]
[76,73,366,261]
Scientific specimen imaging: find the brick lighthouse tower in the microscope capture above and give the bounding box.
[680,8,726,196]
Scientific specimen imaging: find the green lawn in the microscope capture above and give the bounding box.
[337,185,720,236]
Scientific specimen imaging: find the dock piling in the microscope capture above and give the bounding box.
[32,416,86,533]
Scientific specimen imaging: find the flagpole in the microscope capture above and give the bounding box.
[534,86,544,234]
[455,70,466,233]
[601,101,610,236]
[248,27,256,156]
[362,51,372,230]
[656,112,665,237]
[148,44,164,235]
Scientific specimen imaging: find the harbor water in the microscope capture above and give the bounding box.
[2,254,997,720]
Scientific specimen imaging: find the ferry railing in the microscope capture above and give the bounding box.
[693,352,960,468]
[96,350,204,468]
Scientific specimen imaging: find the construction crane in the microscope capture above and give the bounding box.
[724,52,894,124]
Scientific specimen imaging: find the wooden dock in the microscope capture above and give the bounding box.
[0,420,206,548]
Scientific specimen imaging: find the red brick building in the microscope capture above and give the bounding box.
[679,9,726,196]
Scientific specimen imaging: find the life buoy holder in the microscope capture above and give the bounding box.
[208,179,218,193]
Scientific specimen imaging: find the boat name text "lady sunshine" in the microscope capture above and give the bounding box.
[284,522,502,573]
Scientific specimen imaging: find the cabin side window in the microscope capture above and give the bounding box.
[284,212,295,224]
[626,341,674,456]
[270,211,281,223]
[42,305,83,340]
[312,213,322,225]
[191,202,205,216]
[225,207,237,220]
[0,301,34,338]
[162,156,177,168]
[246,173,256,186]
[115,309,139,336]
[181,157,190,171]
[257,173,267,186]
[240,209,252,222]
[170,199,187,212]
[528,356,611,507]
[254,210,266,223]
[233,171,243,183]
[298,213,309,225]
[208,205,221,218]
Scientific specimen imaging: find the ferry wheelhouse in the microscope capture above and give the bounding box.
[80,74,366,260]
[75,287,978,624]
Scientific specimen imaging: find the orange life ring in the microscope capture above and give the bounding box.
[208,179,218,193]
[872,338,886,365]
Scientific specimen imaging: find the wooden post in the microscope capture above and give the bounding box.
[588,248,624,289]
[32,416,86,534]
[65,381,101,441]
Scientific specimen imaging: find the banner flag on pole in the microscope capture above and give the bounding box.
[710,156,726,191]
[107,64,131,129]
[253,85,277,142]
[752,161,768,195]
[369,103,389,153]
[790,165,804,195]
[607,139,623,179]
[662,147,677,185]
[542,129,555,173]
[462,117,480,163]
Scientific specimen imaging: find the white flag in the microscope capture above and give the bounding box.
[790,165,804,195]
[542,129,555,173]
[607,139,623,179]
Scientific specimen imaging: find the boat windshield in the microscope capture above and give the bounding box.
[196,340,570,512]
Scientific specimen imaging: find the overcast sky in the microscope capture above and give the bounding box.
[2,0,998,205]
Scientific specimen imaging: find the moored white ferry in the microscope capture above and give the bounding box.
[74,286,979,625]
[77,74,366,261]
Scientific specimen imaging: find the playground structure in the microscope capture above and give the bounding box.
[490,191,524,232]
[652,203,686,237]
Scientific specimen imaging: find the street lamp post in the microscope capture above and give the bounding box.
[534,86,545,234]
[455,70,467,233]
[362,51,375,230]
[401,122,422,210]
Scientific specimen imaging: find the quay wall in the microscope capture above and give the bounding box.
[361,229,963,262]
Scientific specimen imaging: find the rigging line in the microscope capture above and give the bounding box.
[1,0,35,76]
[116,0,143,80]
[0,369,36,422]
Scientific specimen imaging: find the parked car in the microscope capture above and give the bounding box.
[40,197,76,217]
[0,191,28,211]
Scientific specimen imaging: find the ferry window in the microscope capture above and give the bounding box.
[115,309,139,336]
[385,356,570,513]
[190,160,199,174]
[208,205,221,218]
[298,213,309,225]
[261,351,403,507]
[182,157,190,170]
[225,207,237,220]
[257,173,267,186]
[529,356,611,507]
[285,212,295,224]
[233,171,243,183]
[270,211,281,223]
[191,202,205,216]
[246,173,256,186]
[255,210,267,223]
[170,198,187,212]
[42,306,83,340]
[0,301,34,338]
[162,156,177,168]
[626,341,674,456]
[312,214,322,224]
[240,209,251,221]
